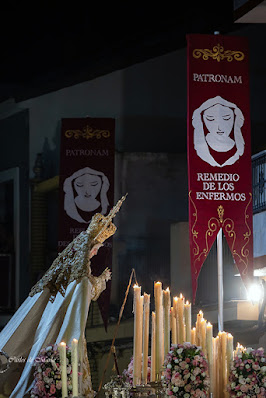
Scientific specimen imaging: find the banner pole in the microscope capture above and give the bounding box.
[217,228,224,332]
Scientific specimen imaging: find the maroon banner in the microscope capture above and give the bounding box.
[58,118,115,328]
[187,34,254,303]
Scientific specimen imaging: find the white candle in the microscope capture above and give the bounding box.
[184,301,191,342]
[142,293,150,384]
[206,323,213,395]
[154,281,163,379]
[151,311,156,382]
[177,294,185,343]
[226,333,234,393]
[58,342,68,398]
[170,307,177,345]
[200,318,207,354]
[71,338,79,396]
[133,285,143,386]
[163,288,171,356]
[219,331,227,397]
[191,327,196,345]
[173,297,179,343]
[196,310,203,345]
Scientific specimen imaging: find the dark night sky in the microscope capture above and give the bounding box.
[0,2,236,102]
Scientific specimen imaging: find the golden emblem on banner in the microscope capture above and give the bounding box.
[217,205,224,224]
[65,125,111,139]
[192,43,244,62]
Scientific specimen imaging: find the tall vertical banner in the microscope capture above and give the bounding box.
[187,34,254,303]
[58,118,115,328]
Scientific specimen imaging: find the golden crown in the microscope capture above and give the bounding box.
[87,194,127,244]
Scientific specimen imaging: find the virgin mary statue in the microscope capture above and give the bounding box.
[0,195,127,397]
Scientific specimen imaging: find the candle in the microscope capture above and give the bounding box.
[133,285,143,386]
[200,318,207,354]
[173,297,179,343]
[219,331,228,397]
[191,327,196,345]
[71,338,79,396]
[196,310,203,345]
[206,322,213,361]
[213,336,219,398]
[58,342,68,398]
[163,288,171,356]
[184,301,191,342]
[226,334,234,387]
[170,307,177,344]
[177,294,185,343]
[206,323,213,395]
[142,293,150,384]
[151,311,156,382]
[154,281,164,379]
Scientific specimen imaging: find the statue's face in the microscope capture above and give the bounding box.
[74,174,102,202]
[203,104,234,139]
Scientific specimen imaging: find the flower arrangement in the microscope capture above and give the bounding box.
[30,344,74,398]
[161,343,209,397]
[228,346,266,397]
[122,355,152,386]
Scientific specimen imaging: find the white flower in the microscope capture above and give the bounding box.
[46,346,53,351]
[174,359,179,363]
[239,377,246,384]
[231,382,236,388]
[261,357,266,362]
[245,364,250,369]
[172,386,179,393]
[167,364,172,369]
[177,348,183,354]
[190,375,196,381]
[246,347,253,354]
[261,366,266,372]
[184,394,190,398]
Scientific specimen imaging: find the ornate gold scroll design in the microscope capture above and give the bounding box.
[230,193,252,276]
[189,198,251,275]
[65,125,110,139]
[189,191,199,259]
[195,216,220,265]
[193,43,244,62]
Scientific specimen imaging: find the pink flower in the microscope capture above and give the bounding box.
[35,380,45,392]
[50,384,56,394]
[44,367,51,377]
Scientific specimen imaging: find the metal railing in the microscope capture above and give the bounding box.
[252,150,266,214]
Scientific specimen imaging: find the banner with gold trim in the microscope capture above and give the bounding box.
[58,118,115,328]
[187,34,254,303]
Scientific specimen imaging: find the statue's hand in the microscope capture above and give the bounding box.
[102,267,112,282]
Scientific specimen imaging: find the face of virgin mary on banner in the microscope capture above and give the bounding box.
[63,166,110,223]
[192,96,245,168]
